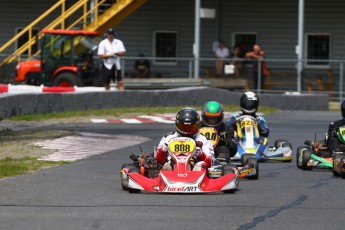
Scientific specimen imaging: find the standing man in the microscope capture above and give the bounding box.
[245,44,266,90]
[98,28,126,90]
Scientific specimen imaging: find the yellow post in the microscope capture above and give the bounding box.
[61,0,66,29]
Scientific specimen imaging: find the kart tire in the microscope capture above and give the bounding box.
[301,149,312,170]
[215,146,231,163]
[222,164,237,175]
[241,153,255,167]
[127,167,141,193]
[53,72,83,87]
[274,139,288,149]
[121,164,139,191]
[247,157,259,180]
[222,164,237,193]
[332,154,340,177]
[282,142,293,150]
[296,146,309,169]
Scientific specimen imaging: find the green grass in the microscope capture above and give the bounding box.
[7,105,278,121]
[0,157,68,179]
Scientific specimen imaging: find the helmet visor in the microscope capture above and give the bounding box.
[176,123,199,135]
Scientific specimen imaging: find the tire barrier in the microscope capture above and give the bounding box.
[0,86,328,120]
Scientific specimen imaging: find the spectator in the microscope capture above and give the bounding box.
[245,44,266,90]
[134,53,151,78]
[231,46,242,77]
[97,28,126,90]
[214,39,229,78]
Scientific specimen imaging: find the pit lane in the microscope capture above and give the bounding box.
[0,110,344,230]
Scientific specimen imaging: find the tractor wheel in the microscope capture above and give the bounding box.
[301,149,312,170]
[53,72,83,87]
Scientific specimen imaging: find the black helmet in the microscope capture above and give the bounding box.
[175,108,200,137]
[201,101,224,128]
[341,100,345,118]
[240,91,259,115]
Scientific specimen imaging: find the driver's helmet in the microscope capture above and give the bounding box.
[240,91,259,115]
[341,100,345,118]
[201,101,224,128]
[175,108,200,137]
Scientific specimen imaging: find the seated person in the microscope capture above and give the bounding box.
[227,91,270,138]
[134,53,150,78]
[326,100,345,154]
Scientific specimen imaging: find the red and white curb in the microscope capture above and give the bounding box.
[34,132,150,162]
[90,113,176,124]
[0,84,108,93]
[90,112,238,124]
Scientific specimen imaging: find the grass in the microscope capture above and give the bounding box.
[6,105,278,121]
[0,105,277,179]
[0,157,68,179]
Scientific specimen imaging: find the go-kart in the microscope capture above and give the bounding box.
[297,128,345,179]
[231,115,292,162]
[199,127,259,180]
[296,136,332,171]
[120,136,239,193]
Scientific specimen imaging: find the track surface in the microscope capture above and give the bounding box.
[0,111,344,230]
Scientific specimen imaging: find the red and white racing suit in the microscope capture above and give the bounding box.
[155,132,215,167]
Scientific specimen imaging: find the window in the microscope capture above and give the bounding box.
[232,33,257,58]
[153,31,178,65]
[16,28,39,55]
[305,33,330,67]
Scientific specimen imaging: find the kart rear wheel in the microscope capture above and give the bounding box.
[296,146,308,169]
[301,149,312,170]
[282,142,292,150]
[275,139,288,149]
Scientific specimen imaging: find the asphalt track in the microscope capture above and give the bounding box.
[0,111,345,230]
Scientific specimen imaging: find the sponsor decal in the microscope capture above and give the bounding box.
[166,186,199,192]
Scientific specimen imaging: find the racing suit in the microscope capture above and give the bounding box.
[200,122,237,162]
[326,118,345,154]
[155,132,215,168]
[227,113,270,138]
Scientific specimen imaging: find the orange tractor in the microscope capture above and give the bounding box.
[15,29,103,87]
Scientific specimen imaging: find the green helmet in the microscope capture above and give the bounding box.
[201,101,224,128]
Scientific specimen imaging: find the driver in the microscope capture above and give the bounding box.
[155,107,215,169]
[326,100,345,154]
[226,91,270,137]
[200,101,237,163]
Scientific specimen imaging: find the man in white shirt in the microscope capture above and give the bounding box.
[98,28,126,90]
[214,39,229,78]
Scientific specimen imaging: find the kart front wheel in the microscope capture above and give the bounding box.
[296,146,309,169]
[222,164,237,193]
[247,157,259,180]
[332,154,340,177]
[301,149,312,170]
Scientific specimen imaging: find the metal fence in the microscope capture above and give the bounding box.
[1,53,344,101]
